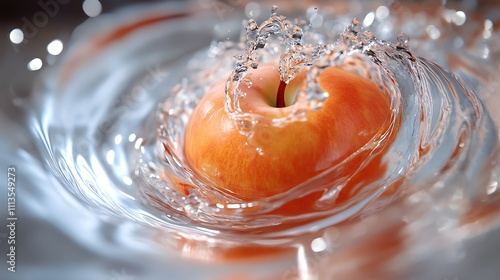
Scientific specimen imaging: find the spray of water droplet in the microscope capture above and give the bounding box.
[225,6,330,134]
[137,6,498,234]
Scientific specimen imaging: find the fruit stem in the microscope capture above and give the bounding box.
[276,80,287,108]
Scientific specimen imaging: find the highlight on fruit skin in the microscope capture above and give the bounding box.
[181,63,395,206]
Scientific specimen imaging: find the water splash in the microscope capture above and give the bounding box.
[143,7,498,234]
[28,2,500,246]
[22,3,500,280]
[225,7,329,134]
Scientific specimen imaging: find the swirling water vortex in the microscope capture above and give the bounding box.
[27,2,500,277]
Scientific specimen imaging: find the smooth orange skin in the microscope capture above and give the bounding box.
[183,65,392,201]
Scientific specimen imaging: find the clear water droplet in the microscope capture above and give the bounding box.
[271,5,278,16]
[397,33,409,47]
[292,27,303,40]
[247,19,258,32]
